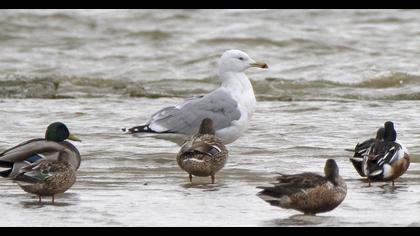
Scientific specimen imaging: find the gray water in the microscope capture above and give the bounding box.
[0,9,420,227]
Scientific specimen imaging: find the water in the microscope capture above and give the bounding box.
[0,9,420,226]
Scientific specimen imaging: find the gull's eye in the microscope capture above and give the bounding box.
[238,57,244,61]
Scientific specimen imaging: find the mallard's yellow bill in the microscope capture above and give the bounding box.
[68,134,82,142]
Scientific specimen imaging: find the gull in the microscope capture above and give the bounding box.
[122,49,268,144]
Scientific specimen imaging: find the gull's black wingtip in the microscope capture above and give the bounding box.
[121,125,157,134]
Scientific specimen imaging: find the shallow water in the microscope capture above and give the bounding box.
[1,9,420,226]
[1,98,419,226]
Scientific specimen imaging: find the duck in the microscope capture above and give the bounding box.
[257,159,347,215]
[0,122,81,204]
[176,118,228,184]
[360,121,410,186]
[349,127,385,177]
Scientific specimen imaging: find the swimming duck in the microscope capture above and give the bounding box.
[349,127,385,177]
[257,159,347,215]
[361,121,410,186]
[0,122,81,204]
[176,118,228,184]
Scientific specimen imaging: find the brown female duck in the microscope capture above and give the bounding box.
[176,118,228,184]
[257,159,347,215]
[0,122,81,204]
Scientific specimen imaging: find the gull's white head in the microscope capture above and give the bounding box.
[218,49,268,73]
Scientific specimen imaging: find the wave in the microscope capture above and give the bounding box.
[252,72,420,101]
[0,72,419,101]
[198,37,355,52]
[0,76,215,99]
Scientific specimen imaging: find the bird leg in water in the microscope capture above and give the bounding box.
[38,196,42,204]
[189,173,192,183]
[392,180,395,187]
[52,195,55,205]
[368,179,371,187]
[211,175,215,184]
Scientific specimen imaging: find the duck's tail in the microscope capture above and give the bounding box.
[0,160,13,168]
[256,187,289,207]
[0,160,13,177]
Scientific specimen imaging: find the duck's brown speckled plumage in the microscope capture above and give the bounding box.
[257,159,347,215]
[18,160,76,197]
[177,134,228,176]
[176,118,228,183]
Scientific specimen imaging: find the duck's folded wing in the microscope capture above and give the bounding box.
[362,142,403,176]
[0,139,44,156]
[180,142,222,157]
[0,140,66,163]
[375,142,404,166]
[13,173,43,184]
[13,160,52,184]
[258,173,327,197]
[354,138,375,158]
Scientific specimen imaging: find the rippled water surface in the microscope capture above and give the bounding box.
[1,9,420,226]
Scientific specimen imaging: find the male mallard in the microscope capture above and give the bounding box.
[176,118,228,184]
[257,159,347,215]
[359,121,410,186]
[0,122,81,204]
[349,127,385,177]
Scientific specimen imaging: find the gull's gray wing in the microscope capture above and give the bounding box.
[147,88,241,135]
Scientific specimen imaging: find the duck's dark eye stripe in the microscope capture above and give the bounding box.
[238,57,244,61]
